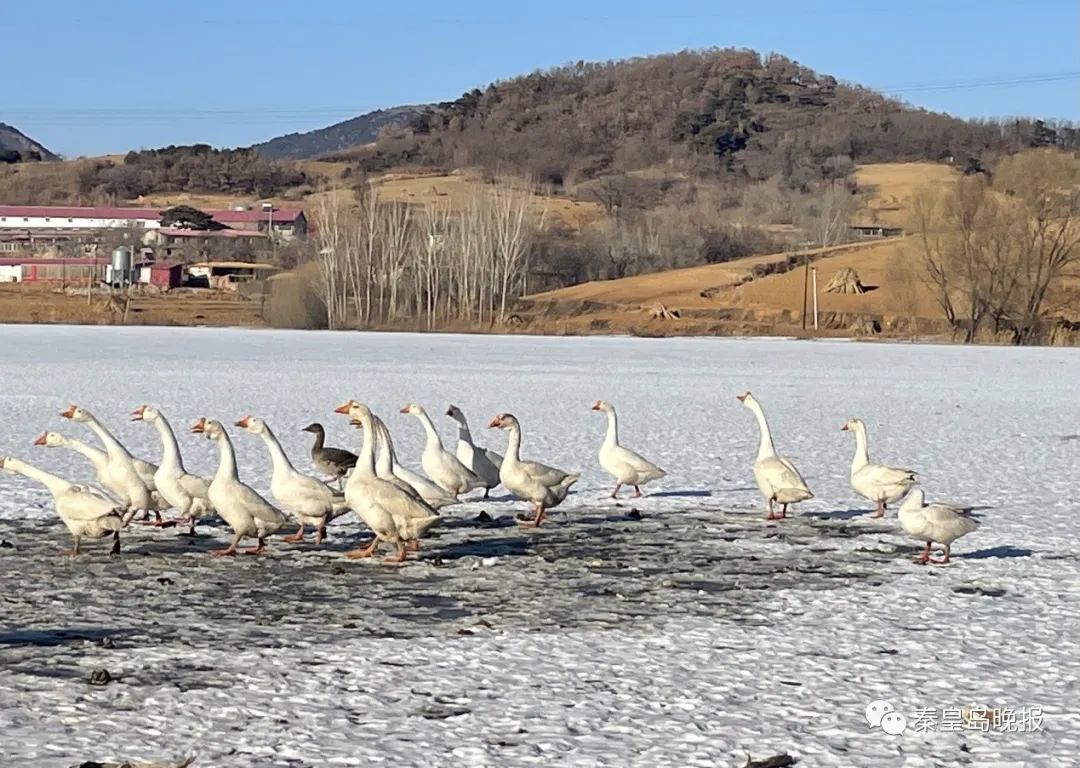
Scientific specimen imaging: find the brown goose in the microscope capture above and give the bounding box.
[302,422,357,488]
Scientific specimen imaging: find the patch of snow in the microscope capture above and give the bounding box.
[0,325,1076,766]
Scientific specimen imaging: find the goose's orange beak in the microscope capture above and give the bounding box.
[190,418,207,434]
[487,416,501,428]
[333,401,352,414]
[736,393,748,402]
[235,416,250,428]
[0,457,6,469]
[33,432,48,446]
[399,405,410,414]
[60,404,77,419]
[131,405,146,421]
[840,422,849,431]
[591,401,602,410]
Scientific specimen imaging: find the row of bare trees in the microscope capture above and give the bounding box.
[312,179,544,329]
[912,150,1080,344]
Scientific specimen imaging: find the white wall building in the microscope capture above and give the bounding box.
[0,205,306,238]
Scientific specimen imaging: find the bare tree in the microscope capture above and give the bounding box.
[912,150,1080,344]
[313,192,351,329]
[993,150,1080,344]
[797,181,856,248]
[489,179,544,324]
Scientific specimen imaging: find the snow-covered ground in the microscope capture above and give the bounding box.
[0,325,1076,767]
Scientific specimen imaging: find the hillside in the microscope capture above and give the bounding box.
[345,49,1076,185]
[519,162,959,336]
[252,106,425,160]
[0,122,57,162]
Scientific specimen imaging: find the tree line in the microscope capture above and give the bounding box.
[311,180,542,329]
[911,149,1080,345]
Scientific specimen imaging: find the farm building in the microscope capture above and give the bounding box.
[136,261,184,289]
[0,205,307,239]
[187,260,280,291]
[0,257,108,283]
[850,223,904,238]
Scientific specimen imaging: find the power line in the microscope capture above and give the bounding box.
[5,72,1078,127]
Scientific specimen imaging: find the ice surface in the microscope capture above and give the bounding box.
[0,325,1077,766]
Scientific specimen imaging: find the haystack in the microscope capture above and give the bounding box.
[824,267,865,294]
[648,303,681,320]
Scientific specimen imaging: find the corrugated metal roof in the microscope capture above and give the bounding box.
[159,228,266,239]
[188,261,280,270]
[0,206,161,219]
[0,205,305,224]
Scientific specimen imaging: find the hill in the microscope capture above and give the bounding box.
[344,49,1076,185]
[252,106,425,160]
[0,122,57,162]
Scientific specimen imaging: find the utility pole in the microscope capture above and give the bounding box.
[811,267,819,331]
[801,252,810,330]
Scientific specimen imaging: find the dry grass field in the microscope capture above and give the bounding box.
[0,160,970,337]
[520,162,965,337]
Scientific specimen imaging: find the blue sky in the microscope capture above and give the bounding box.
[4,0,1077,157]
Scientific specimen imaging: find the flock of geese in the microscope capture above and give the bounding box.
[0,393,979,566]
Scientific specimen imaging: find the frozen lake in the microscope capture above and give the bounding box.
[0,325,1076,766]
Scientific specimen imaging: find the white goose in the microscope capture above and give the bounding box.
[235,415,349,544]
[371,415,428,501]
[488,413,579,527]
[34,429,171,514]
[131,405,214,535]
[191,418,287,556]
[445,405,502,497]
[591,400,666,498]
[842,419,916,517]
[59,405,161,522]
[401,403,482,496]
[898,487,979,565]
[0,455,134,556]
[336,401,439,562]
[369,410,459,510]
[34,431,121,500]
[737,392,813,520]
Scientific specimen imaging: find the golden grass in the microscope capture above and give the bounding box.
[853,162,958,227]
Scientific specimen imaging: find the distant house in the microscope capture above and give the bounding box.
[850,224,904,238]
[208,207,308,239]
[0,205,307,240]
[136,261,183,289]
[187,260,280,291]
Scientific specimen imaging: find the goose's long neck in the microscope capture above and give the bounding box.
[62,437,107,471]
[310,428,325,453]
[372,418,393,476]
[84,415,129,459]
[504,423,522,465]
[750,403,777,460]
[259,426,297,479]
[6,459,70,497]
[851,425,870,472]
[603,410,619,448]
[152,415,185,473]
[416,410,443,450]
[455,417,475,446]
[899,490,923,513]
[213,432,239,483]
[357,415,376,477]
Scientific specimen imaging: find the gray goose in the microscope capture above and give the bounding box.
[302,422,358,488]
